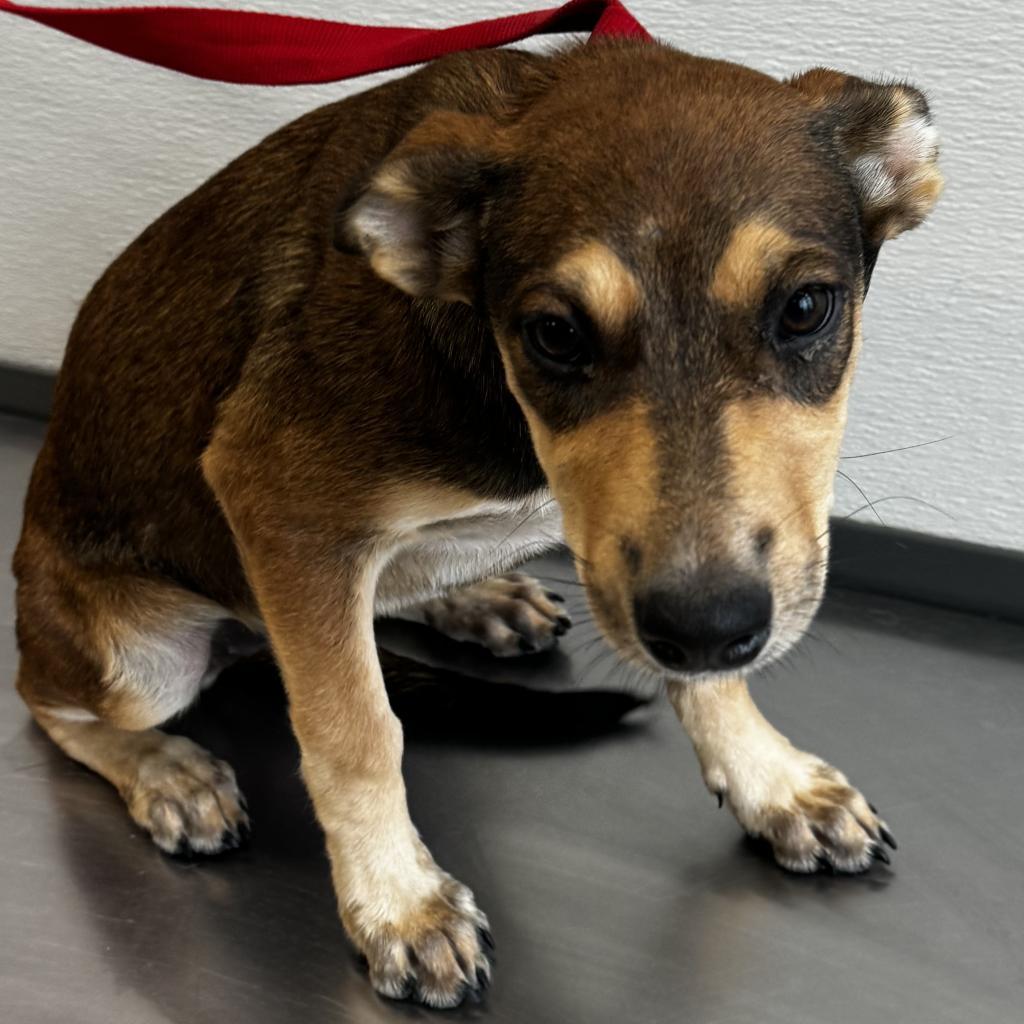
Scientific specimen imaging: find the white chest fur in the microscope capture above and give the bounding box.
[373,492,563,616]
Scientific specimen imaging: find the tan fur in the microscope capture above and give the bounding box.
[722,391,847,539]
[719,318,861,655]
[35,712,249,855]
[723,310,861,523]
[510,393,653,545]
[501,389,660,654]
[710,219,798,307]
[874,159,944,241]
[530,400,658,562]
[668,675,889,873]
[551,240,642,333]
[207,435,492,1005]
[376,479,525,534]
[869,93,944,240]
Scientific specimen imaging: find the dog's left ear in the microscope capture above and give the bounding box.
[336,111,510,304]
[789,70,943,249]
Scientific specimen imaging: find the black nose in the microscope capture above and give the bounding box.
[634,572,772,673]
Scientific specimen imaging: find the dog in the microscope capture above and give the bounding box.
[12,38,941,1008]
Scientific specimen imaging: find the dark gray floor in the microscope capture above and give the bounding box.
[1,411,1022,1024]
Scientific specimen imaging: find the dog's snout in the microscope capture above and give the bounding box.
[633,572,772,673]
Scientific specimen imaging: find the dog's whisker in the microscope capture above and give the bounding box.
[776,501,813,535]
[490,498,559,558]
[575,633,609,660]
[562,542,595,572]
[578,638,623,680]
[841,494,956,522]
[835,469,886,527]
[803,628,842,658]
[534,575,586,589]
[841,434,953,460]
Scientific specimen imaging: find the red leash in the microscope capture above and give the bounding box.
[0,0,650,86]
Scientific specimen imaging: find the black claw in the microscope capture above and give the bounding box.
[398,973,416,1000]
[880,825,898,850]
[873,844,892,866]
[169,839,198,863]
[458,979,485,1005]
[479,927,496,953]
[716,792,724,809]
[816,854,835,875]
[518,637,538,654]
[553,622,568,637]
[476,966,491,992]
[868,802,878,814]
[546,591,566,603]
[556,614,573,630]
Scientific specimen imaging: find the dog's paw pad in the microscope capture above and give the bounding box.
[127,736,249,856]
[421,572,572,657]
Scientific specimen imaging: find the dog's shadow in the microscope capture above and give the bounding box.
[42,626,653,1024]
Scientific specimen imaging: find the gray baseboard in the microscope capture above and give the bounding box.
[828,521,1022,625]
[2,362,1021,625]
[0,363,54,420]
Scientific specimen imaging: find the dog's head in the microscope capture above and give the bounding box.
[343,42,942,680]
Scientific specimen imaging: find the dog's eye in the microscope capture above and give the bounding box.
[777,284,836,346]
[521,312,594,376]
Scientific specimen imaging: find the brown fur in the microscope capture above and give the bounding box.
[13,38,940,1008]
[508,393,660,651]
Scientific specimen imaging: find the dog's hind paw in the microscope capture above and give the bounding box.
[419,573,572,657]
[125,735,250,857]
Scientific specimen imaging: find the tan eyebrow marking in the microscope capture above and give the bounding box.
[710,218,799,307]
[553,241,642,331]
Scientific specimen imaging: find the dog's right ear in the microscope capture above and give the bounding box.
[335,111,510,304]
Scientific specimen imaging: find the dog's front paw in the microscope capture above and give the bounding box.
[420,572,572,656]
[350,875,493,1008]
[708,747,897,874]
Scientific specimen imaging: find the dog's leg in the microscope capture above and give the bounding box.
[35,710,249,855]
[220,522,492,1007]
[668,676,896,872]
[407,573,572,656]
[14,527,250,856]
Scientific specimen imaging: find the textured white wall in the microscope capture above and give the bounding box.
[2,1,1022,549]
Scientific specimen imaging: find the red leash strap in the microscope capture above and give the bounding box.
[0,0,650,86]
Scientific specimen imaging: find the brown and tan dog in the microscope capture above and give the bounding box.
[13,39,941,1007]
